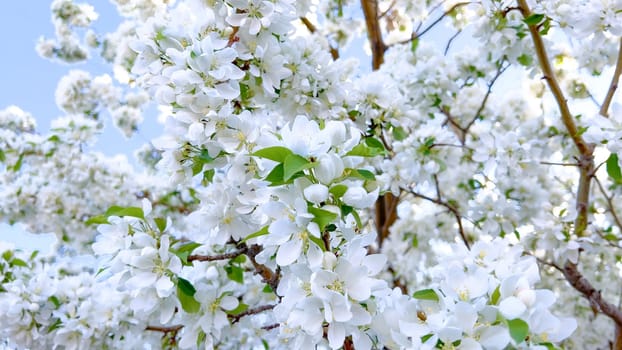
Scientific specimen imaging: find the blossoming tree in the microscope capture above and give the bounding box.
[2,0,622,348]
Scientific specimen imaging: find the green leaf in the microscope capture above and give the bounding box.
[105,206,145,220]
[176,277,201,313]
[226,302,248,315]
[283,154,313,180]
[202,169,215,185]
[253,146,293,162]
[48,295,61,309]
[508,318,529,344]
[12,153,24,172]
[242,225,270,243]
[354,169,376,180]
[11,258,28,268]
[308,206,338,230]
[177,277,196,296]
[523,13,545,26]
[47,319,63,333]
[606,153,622,184]
[410,38,419,53]
[154,217,167,232]
[0,149,5,163]
[225,265,244,284]
[262,284,273,293]
[85,215,109,226]
[517,54,533,66]
[346,137,387,157]
[174,242,202,265]
[329,184,348,199]
[264,163,285,185]
[308,233,327,251]
[393,126,408,141]
[412,289,439,301]
[490,285,501,305]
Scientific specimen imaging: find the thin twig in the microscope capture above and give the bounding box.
[230,304,275,324]
[594,176,622,232]
[300,17,339,60]
[464,59,510,132]
[408,189,470,249]
[145,325,184,333]
[394,2,472,47]
[600,38,622,117]
[444,29,462,55]
[188,249,246,262]
[539,161,579,167]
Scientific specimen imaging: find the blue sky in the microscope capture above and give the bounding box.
[0,2,156,252]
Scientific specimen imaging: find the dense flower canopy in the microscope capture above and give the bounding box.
[2,0,622,349]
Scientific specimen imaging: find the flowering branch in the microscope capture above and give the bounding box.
[600,38,622,117]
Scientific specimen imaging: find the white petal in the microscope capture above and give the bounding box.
[328,323,346,349]
[276,238,302,266]
[499,296,526,319]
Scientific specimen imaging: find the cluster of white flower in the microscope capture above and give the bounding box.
[4,0,622,348]
[36,0,99,63]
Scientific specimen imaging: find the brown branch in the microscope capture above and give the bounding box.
[464,59,509,133]
[594,176,622,232]
[299,17,339,60]
[600,38,622,117]
[444,29,463,55]
[188,249,246,262]
[360,0,386,70]
[230,304,275,324]
[261,323,279,331]
[246,244,280,292]
[518,0,595,238]
[145,325,183,333]
[517,0,592,156]
[408,189,470,249]
[562,261,622,326]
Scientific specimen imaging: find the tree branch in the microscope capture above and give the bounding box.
[188,249,246,262]
[145,325,183,333]
[360,0,386,70]
[594,176,622,232]
[299,17,339,60]
[229,304,275,324]
[562,261,622,326]
[408,189,470,249]
[517,0,594,237]
[600,38,622,117]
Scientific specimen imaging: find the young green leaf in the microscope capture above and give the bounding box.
[176,277,201,313]
[226,302,248,315]
[308,206,338,230]
[283,154,313,180]
[606,153,622,184]
[507,318,529,344]
[242,225,269,243]
[105,206,145,220]
[225,265,244,284]
[253,146,293,162]
[412,289,439,301]
[523,13,545,26]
